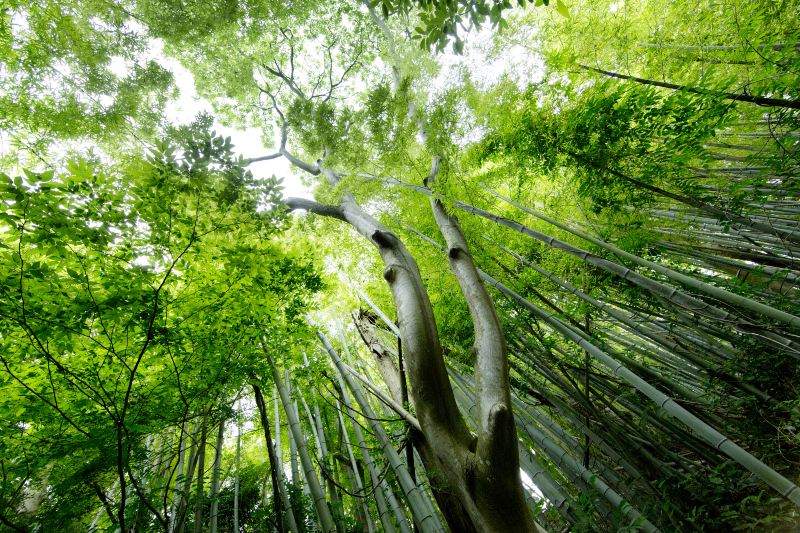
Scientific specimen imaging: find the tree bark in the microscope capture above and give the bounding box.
[352,310,402,403]
[289,189,545,532]
[208,415,226,533]
[428,193,536,531]
[253,383,290,533]
[268,348,337,533]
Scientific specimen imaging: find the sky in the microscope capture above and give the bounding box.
[153,19,544,204]
[157,52,312,200]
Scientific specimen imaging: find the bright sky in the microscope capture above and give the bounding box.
[153,18,544,203]
[158,53,312,200]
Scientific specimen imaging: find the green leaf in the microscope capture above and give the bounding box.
[556,0,570,17]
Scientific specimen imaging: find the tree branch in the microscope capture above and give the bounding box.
[244,152,282,164]
[426,168,515,468]
[284,197,345,220]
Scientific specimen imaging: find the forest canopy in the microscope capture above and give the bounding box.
[1,0,799,532]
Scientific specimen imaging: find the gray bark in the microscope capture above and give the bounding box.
[269,351,337,532]
[209,415,226,533]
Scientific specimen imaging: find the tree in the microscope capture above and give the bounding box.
[0,115,321,531]
[2,0,799,531]
[135,1,552,529]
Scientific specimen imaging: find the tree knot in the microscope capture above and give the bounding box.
[448,246,464,259]
[371,229,394,248]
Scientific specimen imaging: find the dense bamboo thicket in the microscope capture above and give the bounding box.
[1,0,799,531]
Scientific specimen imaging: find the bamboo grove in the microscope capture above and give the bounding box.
[1,0,799,531]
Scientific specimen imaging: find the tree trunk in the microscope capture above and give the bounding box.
[285,376,302,491]
[174,413,204,533]
[352,310,403,403]
[288,191,543,532]
[319,327,449,533]
[254,383,294,533]
[464,187,800,351]
[192,413,209,533]
[233,400,241,533]
[269,349,337,533]
[209,414,226,533]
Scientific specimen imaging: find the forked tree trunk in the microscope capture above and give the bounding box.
[289,211,541,533]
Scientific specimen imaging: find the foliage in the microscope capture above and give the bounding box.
[0,118,321,530]
[371,0,569,53]
[2,0,800,531]
[0,0,175,165]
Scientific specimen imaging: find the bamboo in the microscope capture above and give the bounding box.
[484,185,800,330]
[233,401,240,533]
[336,406,377,533]
[273,386,301,533]
[208,415,226,533]
[491,239,772,402]
[174,411,204,533]
[271,354,338,533]
[477,270,800,507]
[344,390,399,533]
[192,411,209,533]
[318,328,444,533]
[168,418,194,533]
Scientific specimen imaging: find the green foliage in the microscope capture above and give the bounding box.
[0,0,175,161]
[364,78,416,163]
[0,119,322,529]
[2,0,800,531]
[371,0,566,53]
[286,98,355,162]
[473,80,737,212]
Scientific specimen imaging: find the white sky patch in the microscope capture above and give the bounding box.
[425,25,545,147]
[431,25,545,96]
[98,94,114,107]
[152,42,311,200]
[108,56,130,78]
[9,9,30,40]
[520,466,546,502]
